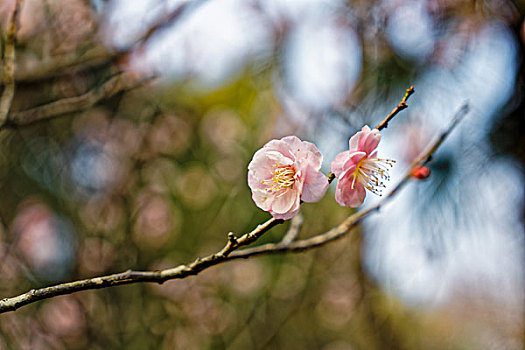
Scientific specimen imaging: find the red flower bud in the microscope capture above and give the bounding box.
[411,165,430,179]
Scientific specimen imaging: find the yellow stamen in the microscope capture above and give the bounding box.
[262,164,296,193]
[352,157,396,196]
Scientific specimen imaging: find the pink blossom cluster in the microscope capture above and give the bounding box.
[247,126,395,219]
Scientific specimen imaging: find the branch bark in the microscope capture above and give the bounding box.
[3,72,152,128]
[0,102,469,314]
[0,0,22,127]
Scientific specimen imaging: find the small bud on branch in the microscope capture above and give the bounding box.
[411,165,431,179]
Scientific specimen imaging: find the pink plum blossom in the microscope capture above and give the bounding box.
[248,136,329,220]
[331,125,395,207]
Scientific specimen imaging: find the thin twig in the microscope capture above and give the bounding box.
[130,0,209,51]
[375,85,415,131]
[0,103,469,314]
[3,72,152,128]
[0,0,22,127]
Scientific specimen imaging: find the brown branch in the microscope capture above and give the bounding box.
[0,102,469,314]
[0,0,22,126]
[0,217,283,313]
[375,85,415,131]
[3,72,152,128]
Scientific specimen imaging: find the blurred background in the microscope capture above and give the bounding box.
[0,0,524,349]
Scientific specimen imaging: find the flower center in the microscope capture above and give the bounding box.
[261,163,296,193]
[351,157,396,196]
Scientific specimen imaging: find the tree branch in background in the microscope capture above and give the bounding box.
[0,102,469,314]
[0,0,22,127]
[130,0,210,52]
[0,0,210,129]
[280,212,303,245]
[3,72,153,128]
[3,0,211,83]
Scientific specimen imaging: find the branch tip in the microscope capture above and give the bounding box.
[376,85,415,131]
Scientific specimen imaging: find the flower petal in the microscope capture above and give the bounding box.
[262,138,296,161]
[332,151,365,179]
[271,207,300,220]
[342,151,366,171]
[294,141,324,169]
[271,189,299,214]
[247,171,265,191]
[348,125,371,151]
[335,175,366,207]
[338,164,356,182]
[359,128,381,155]
[301,165,329,202]
[280,135,304,150]
[330,150,352,177]
[248,149,293,182]
[251,189,273,211]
